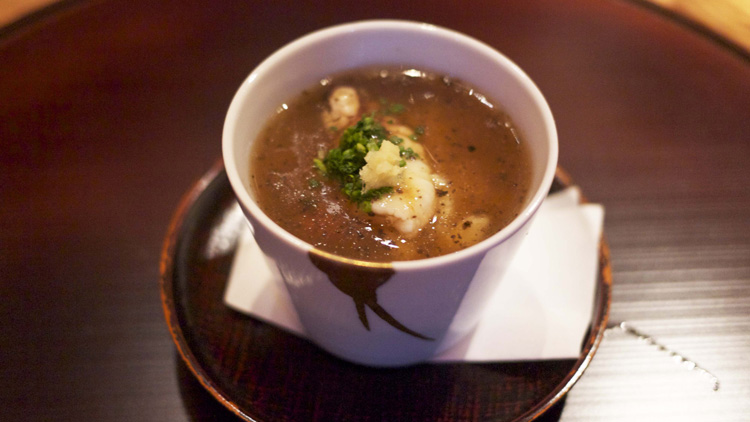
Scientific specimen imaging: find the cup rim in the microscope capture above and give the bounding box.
[223,19,558,270]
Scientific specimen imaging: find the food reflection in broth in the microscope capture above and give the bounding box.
[250,66,531,262]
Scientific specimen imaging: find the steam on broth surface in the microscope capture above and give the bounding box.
[249,66,531,262]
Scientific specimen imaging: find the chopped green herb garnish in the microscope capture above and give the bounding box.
[315,109,423,211]
[313,158,327,173]
[414,125,425,135]
[308,178,320,188]
[323,115,387,176]
[389,135,404,145]
[386,103,405,115]
[378,99,406,115]
[317,115,394,209]
[399,146,419,160]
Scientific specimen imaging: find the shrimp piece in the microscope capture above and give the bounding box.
[360,141,437,236]
[455,215,491,245]
[371,172,436,235]
[322,86,360,129]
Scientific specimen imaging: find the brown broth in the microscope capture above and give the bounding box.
[249,66,531,262]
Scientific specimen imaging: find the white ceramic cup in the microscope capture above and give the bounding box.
[223,20,558,366]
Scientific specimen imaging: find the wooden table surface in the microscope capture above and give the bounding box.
[4,0,750,52]
[1,0,749,421]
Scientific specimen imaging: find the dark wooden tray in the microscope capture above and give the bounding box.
[160,164,611,422]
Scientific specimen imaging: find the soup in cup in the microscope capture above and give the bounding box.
[223,20,557,366]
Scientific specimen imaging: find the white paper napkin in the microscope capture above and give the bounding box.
[224,187,604,362]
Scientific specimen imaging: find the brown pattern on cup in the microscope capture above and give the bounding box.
[308,252,433,340]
